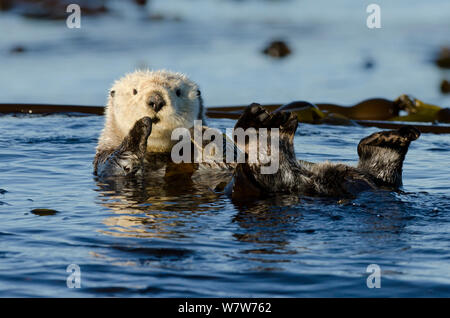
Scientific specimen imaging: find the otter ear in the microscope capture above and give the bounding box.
[133,89,138,95]
[110,90,115,97]
[398,126,420,141]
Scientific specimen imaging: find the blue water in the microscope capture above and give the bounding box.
[0,0,450,297]
[0,114,449,297]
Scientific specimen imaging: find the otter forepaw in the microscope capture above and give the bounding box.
[95,117,152,177]
[121,116,153,156]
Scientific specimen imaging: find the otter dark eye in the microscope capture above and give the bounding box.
[176,89,181,97]
[133,89,138,95]
[197,89,201,97]
[110,90,115,97]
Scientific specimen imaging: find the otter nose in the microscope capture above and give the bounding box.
[148,93,166,112]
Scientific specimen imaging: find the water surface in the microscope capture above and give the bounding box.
[0,114,449,297]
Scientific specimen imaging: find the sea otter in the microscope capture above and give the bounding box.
[93,70,224,177]
[93,71,420,200]
[229,104,420,199]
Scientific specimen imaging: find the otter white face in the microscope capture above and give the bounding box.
[104,70,203,152]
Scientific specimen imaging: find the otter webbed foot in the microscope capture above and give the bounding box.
[234,103,298,137]
[358,125,420,152]
[231,104,303,199]
[234,103,298,159]
[357,125,420,188]
[94,117,152,177]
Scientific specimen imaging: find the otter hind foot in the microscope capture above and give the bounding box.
[357,125,420,188]
[231,104,302,199]
[234,103,269,131]
[234,103,298,158]
[235,103,298,136]
[94,117,152,177]
[358,125,420,153]
[398,125,421,142]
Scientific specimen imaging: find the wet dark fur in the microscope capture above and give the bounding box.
[230,104,420,199]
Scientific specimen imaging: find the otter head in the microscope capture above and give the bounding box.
[357,126,420,188]
[106,70,203,152]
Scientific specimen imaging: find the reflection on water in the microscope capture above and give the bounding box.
[95,171,308,273]
[94,169,428,272]
[95,170,232,239]
[231,196,301,259]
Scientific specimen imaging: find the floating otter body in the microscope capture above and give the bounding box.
[229,104,420,199]
[94,71,420,200]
